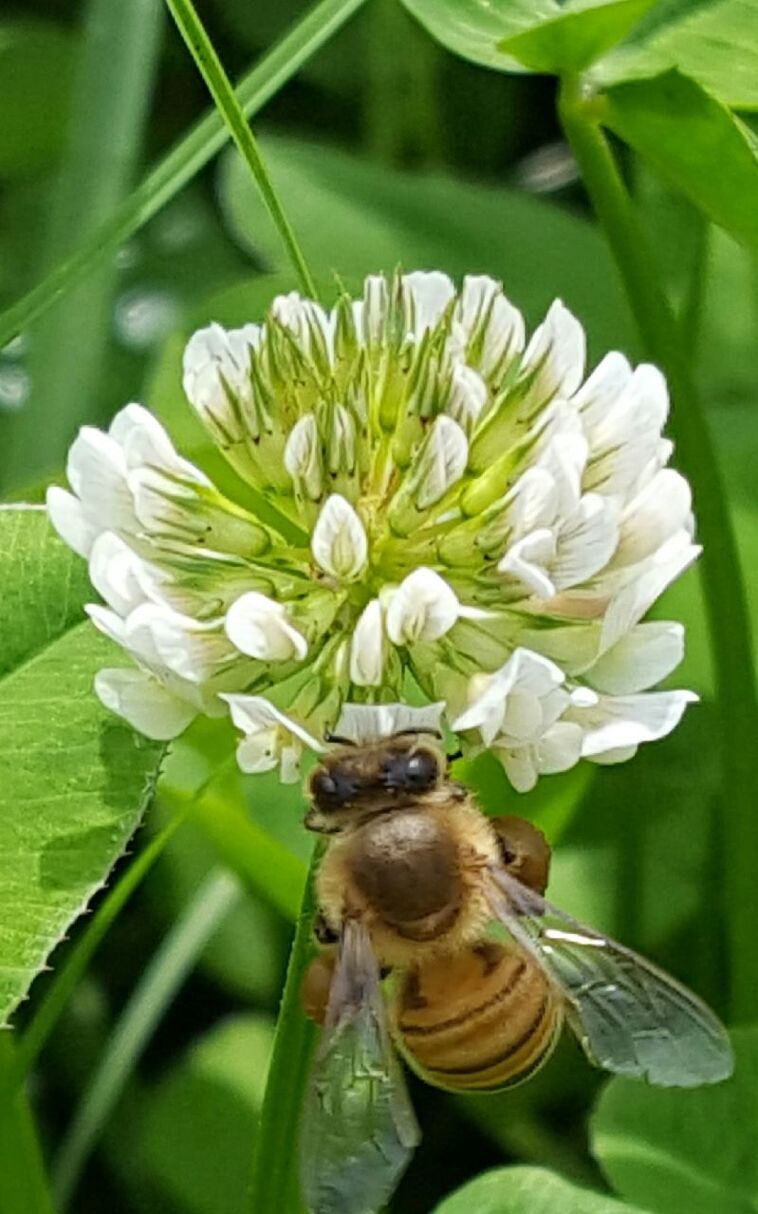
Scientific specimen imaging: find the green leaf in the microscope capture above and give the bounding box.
[591,1026,756,1214]
[0,507,164,1024]
[139,1015,274,1214]
[400,0,555,72]
[0,22,77,177]
[433,1165,648,1213]
[602,71,758,250]
[220,134,638,355]
[499,0,657,74]
[597,0,758,110]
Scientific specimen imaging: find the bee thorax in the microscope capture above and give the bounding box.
[347,811,462,933]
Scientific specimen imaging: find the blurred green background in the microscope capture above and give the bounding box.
[2,0,756,1211]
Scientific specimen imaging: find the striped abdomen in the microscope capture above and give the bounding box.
[394,942,561,1091]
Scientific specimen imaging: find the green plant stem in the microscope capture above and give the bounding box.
[12,811,184,1089]
[52,868,240,1211]
[0,1037,54,1214]
[559,74,758,1023]
[249,845,322,1214]
[0,0,368,349]
[164,0,317,298]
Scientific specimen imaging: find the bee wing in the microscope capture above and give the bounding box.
[486,866,734,1088]
[300,917,420,1214]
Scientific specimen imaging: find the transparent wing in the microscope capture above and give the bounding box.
[487,866,734,1088]
[299,917,420,1214]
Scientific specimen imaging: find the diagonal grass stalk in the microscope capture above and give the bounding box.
[164,0,318,299]
[5,0,164,492]
[52,868,241,1211]
[558,73,758,1023]
[0,0,368,349]
[0,1037,54,1214]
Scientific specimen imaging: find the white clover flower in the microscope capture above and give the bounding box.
[48,271,698,786]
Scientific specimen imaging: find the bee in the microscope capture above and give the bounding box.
[298,708,733,1214]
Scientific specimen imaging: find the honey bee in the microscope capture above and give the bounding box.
[298,711,733,1214]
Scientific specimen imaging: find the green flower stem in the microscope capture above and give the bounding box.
[249,844,322,1214]
[558,74,758,1022]
[0,1037,54,1214]
[0,0,368,349]
[11,810,184,1089]
[164,0,318,299]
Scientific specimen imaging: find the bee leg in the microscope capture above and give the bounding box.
[489,815,551,896]
[314,911,339,946]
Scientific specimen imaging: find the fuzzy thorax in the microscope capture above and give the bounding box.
[315,793,501,969]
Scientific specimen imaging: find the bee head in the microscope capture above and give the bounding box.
[306,734,443,829]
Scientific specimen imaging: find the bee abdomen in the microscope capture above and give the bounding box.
[395,943,561,1092]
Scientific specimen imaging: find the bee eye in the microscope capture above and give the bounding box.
[311,771,340,808]
[384,750,439,791]
[405,751,438,788]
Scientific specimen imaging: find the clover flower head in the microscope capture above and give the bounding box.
[48,270,698,788]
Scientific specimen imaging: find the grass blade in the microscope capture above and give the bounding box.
[0,1037,54,1214]
[4,0,164,491]
[51,868,240,1211]
[165,0,318,298]
[0,0,369,350]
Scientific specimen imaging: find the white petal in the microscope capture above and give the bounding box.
[94,668,195,740]
[271,292,334,360]
[588,744,638,765]
[498,529,557,598]
[386,568,459,645]
[552,494,619,590]
[110,402,208,482]
[521,299,586,404]
[536,421,587,517]
[89,532,150,616]
[225,591,307,662]
[311,494,368,581]
[456,275,525,381]
[350,599,385,686]
[537,721,583,774]
[415,415,468,508]
[221,693,323,751]
[500,745,538,793]
[600,534,700,652]
[442,363,488,432]
[358,275,389,344]
[333,701,445,744]
[452,647,565,742]
[587,622,684,695]
[615,469,692,566]
[284,413,324,499]
[86,602,128,648]
[145,609,236,682]
[575,690,697,757]
[571,350,632,432]
[401,271,455,337]
[501,689,543,742]
[506,468,559,537]
[236,728,280,775]
[46,486,96,558]
[182,322,258,417]
[66,427,135,533]
[584,364,669,496]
